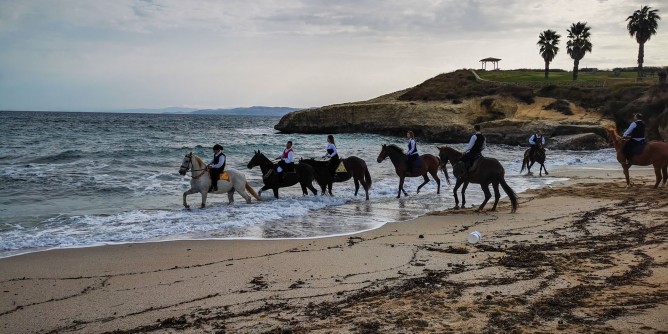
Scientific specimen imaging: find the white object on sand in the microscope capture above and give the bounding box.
[467,231,482,244]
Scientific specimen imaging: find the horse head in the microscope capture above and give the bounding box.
[247,150,261,169]
[376,144,388,163]
[437,146,456,185]
[179,152,193,176]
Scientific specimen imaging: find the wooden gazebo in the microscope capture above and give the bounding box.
[480,57,501,70]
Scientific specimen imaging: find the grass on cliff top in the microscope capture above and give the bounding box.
[477,69,656,85]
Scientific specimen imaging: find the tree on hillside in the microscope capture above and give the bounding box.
[566,22,593,81]
[537,29,561,79]
[627,5,661,78]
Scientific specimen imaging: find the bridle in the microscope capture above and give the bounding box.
[180,153,208,179]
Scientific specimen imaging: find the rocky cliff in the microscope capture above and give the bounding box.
[275,70,667,150]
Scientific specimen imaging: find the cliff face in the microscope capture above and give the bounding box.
[275,95,615,149]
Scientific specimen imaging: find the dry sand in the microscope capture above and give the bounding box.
[1,165,666,334]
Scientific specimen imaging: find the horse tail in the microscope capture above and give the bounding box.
[245,182,262,201]
[520,151,528,173]
[500,177,518,213]
[364,166,372,189]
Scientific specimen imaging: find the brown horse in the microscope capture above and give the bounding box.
[299,156,372,200]
[520,147,548,176]
[376,144,441,198]
[438,146,518,213]
[607,128,668,188]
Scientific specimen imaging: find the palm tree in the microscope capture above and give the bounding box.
[537,29,561,79]
[566,22,593,81]
[627,6,661,78]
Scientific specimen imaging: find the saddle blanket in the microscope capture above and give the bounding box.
[217,171,230,182]
[335,161,347,173]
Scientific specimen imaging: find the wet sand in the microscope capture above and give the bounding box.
[1,165,666,333]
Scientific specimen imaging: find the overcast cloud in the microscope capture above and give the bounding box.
[0,0,666,111]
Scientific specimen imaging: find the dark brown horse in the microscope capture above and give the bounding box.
[520,147,548,176]
[246,150,318,198]
[438,146,518,213]
[376,144,441,198]
[607,128,668,188]
[299,156,372,200]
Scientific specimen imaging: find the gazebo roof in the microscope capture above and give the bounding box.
[480,57,501,62]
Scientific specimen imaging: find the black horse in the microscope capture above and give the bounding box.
[246,150,318,199]
[438,146,518,213]
[520,147,548,176]
[299,156,372,200]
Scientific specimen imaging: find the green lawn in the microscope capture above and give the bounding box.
[475,70,655,85]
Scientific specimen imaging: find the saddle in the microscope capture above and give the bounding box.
[468,157,483,173]
[335,161,347,173]
[215,171,230,182]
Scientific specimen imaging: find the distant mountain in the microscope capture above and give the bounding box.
[191,106,304,116]
[99,107,200,114]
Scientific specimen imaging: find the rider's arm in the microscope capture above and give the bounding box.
[406,140,416,155]
[463,135,476,153]
[529,135,536,145]
[285,151,294,164]
[623,122,636,137]
[541,137,545,145]
[211,155,225,169]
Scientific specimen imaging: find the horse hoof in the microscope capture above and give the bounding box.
[545,172,549,175]
[185,205,190,209]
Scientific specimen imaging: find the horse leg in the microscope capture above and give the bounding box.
[328,182,333,196]
[259,184,272,196]
[397,176,406,198]
[416,174,429,194]
[490,181,501,211]
[227,190,235,204]
[453,181,462,209]
[461,181,469,208]
[662,166,668,188]
[183,189,196,209]
[477,182,492,212]
[623,165,632,188]
[653,165,662,189]
[353,177,360,196]
[273,188,279,199]
[237,187,252,204]
[200,190,208,208]
[527,161,535,175]
[542,163,549,175]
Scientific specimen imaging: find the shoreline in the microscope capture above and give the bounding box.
[1,164,666,333]
[0,161,628,261]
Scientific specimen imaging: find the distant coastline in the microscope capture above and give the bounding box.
[0,106,306,116]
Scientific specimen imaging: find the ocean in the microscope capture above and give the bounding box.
[0,111,618,258]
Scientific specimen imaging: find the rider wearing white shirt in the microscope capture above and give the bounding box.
[461,124,486,177]
[207,144,226,192]
[276,141,294,175]
[528,130,545,158]
[323,134,340,176]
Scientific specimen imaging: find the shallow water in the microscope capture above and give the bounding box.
[0,111,618,258]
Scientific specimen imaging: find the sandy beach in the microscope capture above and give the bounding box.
[1,164,666,334]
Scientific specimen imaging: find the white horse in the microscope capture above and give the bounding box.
[178,152,261,208]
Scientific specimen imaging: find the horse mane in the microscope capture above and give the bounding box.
[192,154,206,167]
[386,144,405,155]
[438,145,461,155]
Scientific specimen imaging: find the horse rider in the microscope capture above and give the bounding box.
[207,144,226,192]
[322,134,340,176]
[460,124,486,178]
[622,113,646,164]
[405,131,419,175]
[528,130,546,158]
[276,140,295,181]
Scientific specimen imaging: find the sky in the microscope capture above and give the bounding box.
[1,0,667,111]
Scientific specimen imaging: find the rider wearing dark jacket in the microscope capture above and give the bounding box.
[461,124,486,168]
[207,144,226,192]
[622,113,646,163]
[528,130,545,158]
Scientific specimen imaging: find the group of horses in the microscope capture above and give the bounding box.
[178,127,668,212]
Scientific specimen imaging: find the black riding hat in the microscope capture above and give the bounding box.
[213,144,223,151]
